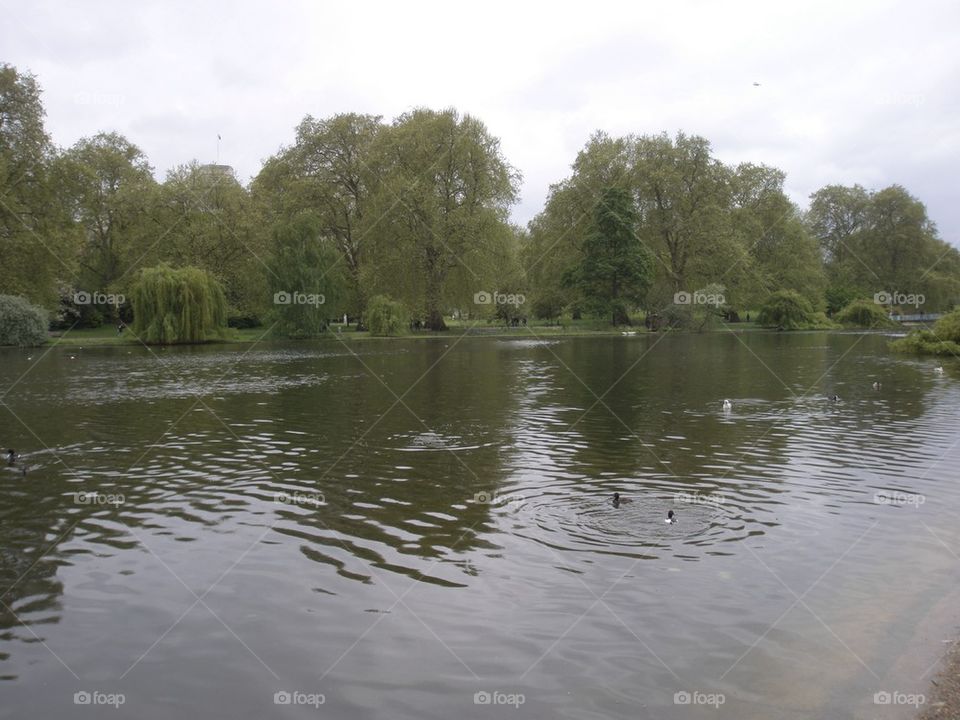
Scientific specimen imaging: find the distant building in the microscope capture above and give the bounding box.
[198,163,235,179]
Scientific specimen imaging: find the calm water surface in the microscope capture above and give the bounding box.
[1,332,958,719]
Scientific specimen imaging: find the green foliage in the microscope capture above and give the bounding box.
[366,295,408,336]
[531,288,566,323]
[825,285,862,316]
[268,214,344,338]
[663,283,728,331]
[0,64,78,308]
[757,290,816,330]
[492,297,526,325]
[933,309,960,341]
[253,113,382,319]
[525,134,822,319]
[0,294,48,346]
[131,264,228,344]
[835,298,897,328]
[366,108,519,330]
[57,132,156,301]
[891,308,960,355]
[730,163,824,309]
[142,162,268,321]
[563,187,653,325]
[809,184,959,312]
[5,57,960,336]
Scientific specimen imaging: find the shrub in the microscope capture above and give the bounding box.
[531,290,565,323]
[662,283,728,331]
[0,295,48,346]
[892,308,960,355]
[366,295,408,336]
[825,285,862,316]
[757,290,815,330]
[835,298,897,328]
[131,264,228,344]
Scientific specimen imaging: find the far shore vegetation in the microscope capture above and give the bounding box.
[2,62,958,355]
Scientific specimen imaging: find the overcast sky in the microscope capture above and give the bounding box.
[3,0,958,242]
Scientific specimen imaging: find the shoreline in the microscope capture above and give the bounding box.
[920,639,960,719]
[25,321,903,349]
[871,577,960,720]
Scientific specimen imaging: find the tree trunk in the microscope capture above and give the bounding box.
[612,306,630,326]
[424,268,447,331]
[426,308,447,331]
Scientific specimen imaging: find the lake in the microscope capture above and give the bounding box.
[1,331,958,719]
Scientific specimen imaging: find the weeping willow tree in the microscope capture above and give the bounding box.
[131,264,228,344]
[268,213,345,338]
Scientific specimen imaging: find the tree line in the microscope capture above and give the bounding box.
[2,62,958,341]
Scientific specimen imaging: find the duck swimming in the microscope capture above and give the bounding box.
[5,450,26,476]
[665,510,677,524]
[722,399,732,410]
[830,394,841,402]
[935,366,945,375]
[872,381,881,390]
[612,492,633,508]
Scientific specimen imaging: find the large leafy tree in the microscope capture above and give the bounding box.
[808,183,959,311]
[862,185,938,292]
[631,132,738,305]
[267,213,345,338]
[57,132,157,298]
[0,64,77,308]
[808,184,870,267]
[368,108,518,330]
[141,162,268,320]
[526,132,740,314]
[253,113,383,320]
[564,186,653,325]
[523,132,630,315]
[728,163,824,309]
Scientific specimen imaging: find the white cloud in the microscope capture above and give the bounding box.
[2,0,957,241]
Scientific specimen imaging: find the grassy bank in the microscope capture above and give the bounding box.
[46,318,769,347]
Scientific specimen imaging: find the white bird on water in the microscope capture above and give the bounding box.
[935,366,945,375]
[722,399,732,411]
